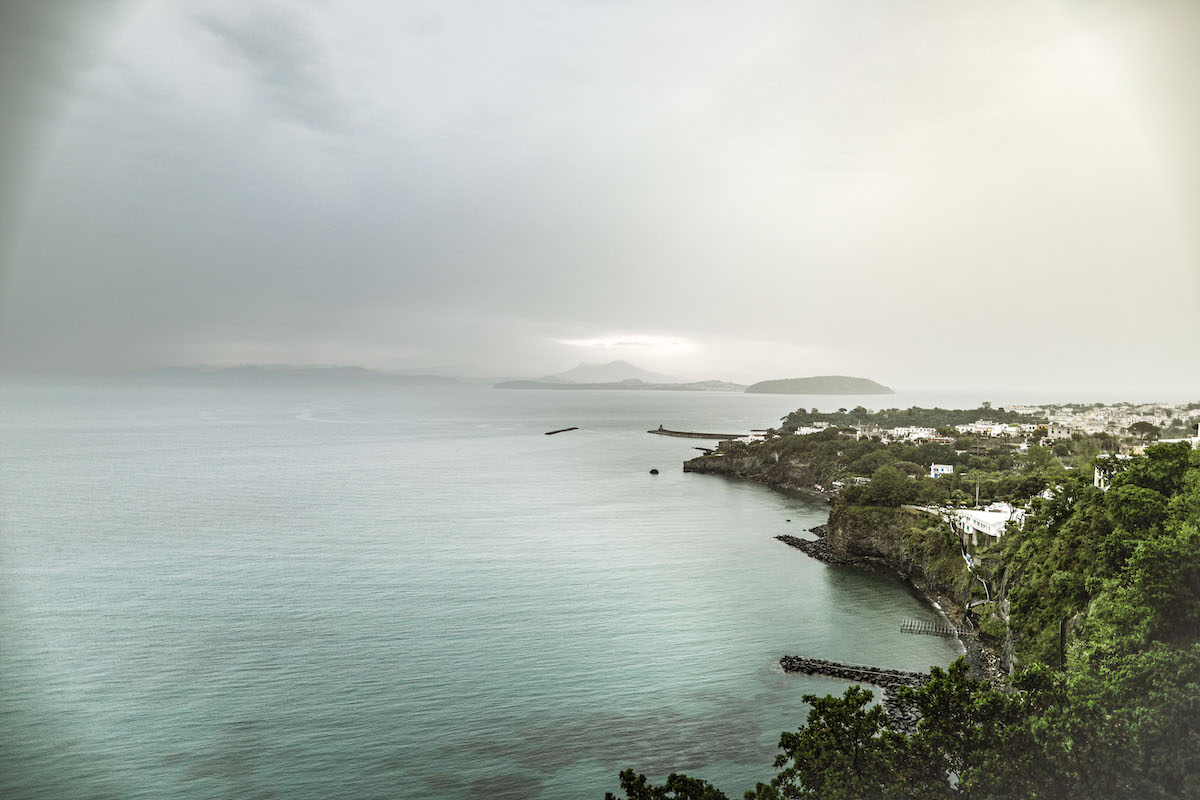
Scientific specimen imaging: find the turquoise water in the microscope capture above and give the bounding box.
[1,382,960,799]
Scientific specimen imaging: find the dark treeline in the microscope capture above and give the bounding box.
[608,442,1200,799]
[780,404,1046,431]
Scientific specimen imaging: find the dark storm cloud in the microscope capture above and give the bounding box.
[1,1,1198,392]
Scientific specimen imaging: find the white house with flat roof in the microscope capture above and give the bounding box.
[930,464,954,478]
[1044,424,1073,442]
[887,426,938,441]
[952,507,1025,545]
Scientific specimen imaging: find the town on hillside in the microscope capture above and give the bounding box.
[705,400,1200,549]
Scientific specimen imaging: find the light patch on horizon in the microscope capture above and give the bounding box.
[555,334,695,351]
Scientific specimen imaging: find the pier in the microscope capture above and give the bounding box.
[900,618,973,638]
[647,426,745,440]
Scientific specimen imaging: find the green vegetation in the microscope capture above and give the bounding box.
[609,443,1200,799]
[709,425,1118,507]
[780,405,1042,431]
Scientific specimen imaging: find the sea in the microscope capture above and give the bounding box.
[0,380,984,800]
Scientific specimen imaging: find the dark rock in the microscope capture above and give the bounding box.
[779,654,929,735]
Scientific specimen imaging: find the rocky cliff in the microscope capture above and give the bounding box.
[824,505,970,599]
[683,452,822,497]
[686,453,969,598]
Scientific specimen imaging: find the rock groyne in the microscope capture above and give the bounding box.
[649,428,744,440]
[780,655,928,734]
[775,534,854,566]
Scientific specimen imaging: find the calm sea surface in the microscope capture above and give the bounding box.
[1,381,963,800]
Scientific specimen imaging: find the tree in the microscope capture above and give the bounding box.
[744,686,910,800]
[1129,421,1160,441]
[865,465,911,507]
[605,770,729,800]
[1021,445,1060,476]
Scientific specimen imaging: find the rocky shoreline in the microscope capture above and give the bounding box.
[683,450,1007,685]
[774,530,1005,684]
[774,534,855,566]
[780,656,927,735]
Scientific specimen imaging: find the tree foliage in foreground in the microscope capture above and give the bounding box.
[609,444,1200,799]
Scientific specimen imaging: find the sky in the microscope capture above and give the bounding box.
[1,0,1198,393]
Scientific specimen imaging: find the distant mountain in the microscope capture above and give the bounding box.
[551,360,678,384]
[136,366,457,386]
[745,375,894,395]
[495,378,745,392]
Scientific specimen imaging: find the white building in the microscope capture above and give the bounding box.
[953,421,1021,438]
[790,426,826,436]
[930,464,954,478]
[1093,453,1132,491]
[1044,424,1073,442]
[952,507,1025,545]
[955,420,999,436]
[888,426,939,441]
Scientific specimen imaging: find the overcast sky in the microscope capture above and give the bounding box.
[1,0,1198,392]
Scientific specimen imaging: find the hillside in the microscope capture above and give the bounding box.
[745,375,894,395]
[550,360,677,384]
[494,378,744,392]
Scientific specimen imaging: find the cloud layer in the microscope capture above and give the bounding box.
[2,0,1198,392]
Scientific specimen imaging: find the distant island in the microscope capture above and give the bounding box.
[495,378,745,392]
[744,375,894,395]
[549,360,678,384]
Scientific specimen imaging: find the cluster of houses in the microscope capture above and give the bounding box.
[922,425,1200,545]
[769,406,1199,548]
[953,420,1074,441]
[1003,401,1200,438]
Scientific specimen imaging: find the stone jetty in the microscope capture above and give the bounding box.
[774,534,855,565]
[780,655,929,735]
[648,427,745,440]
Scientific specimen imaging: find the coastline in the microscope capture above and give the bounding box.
[775,525,1006,684]
[681,450,1006,685]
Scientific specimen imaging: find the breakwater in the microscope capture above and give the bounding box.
[775,534,853,566]
[780,655,928,734]
[648,428,744,440]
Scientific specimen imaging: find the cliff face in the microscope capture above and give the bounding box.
[687,452,969,601]
[825,504,971,606]
[683,453,819,495]
[687,454,1005,677]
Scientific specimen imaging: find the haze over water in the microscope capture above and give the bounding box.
[1,381,963,800]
